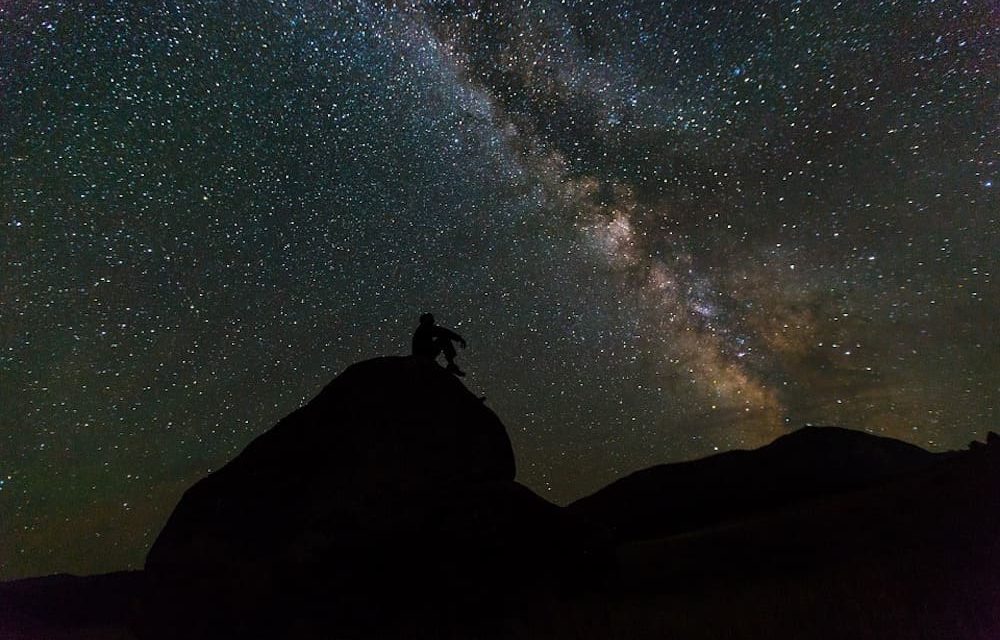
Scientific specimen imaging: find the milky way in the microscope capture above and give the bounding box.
[2,0,997,578]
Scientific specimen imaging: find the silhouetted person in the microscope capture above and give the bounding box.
[412,313,467,377]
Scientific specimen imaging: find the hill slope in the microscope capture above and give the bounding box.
[569,425,948,542]
[138,356,602,639]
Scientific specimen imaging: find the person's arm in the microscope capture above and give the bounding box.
[437,327,467,348]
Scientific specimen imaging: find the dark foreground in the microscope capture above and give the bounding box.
[4,358,998,639]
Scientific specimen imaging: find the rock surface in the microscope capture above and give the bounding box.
[138,356,600,639]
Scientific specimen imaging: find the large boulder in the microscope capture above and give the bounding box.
[138,357,600,639]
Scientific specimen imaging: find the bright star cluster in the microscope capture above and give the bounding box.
[1,0,996,578]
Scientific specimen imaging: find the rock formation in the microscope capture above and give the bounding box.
[139,356,601,639]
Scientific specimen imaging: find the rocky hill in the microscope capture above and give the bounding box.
[137,356,603,639]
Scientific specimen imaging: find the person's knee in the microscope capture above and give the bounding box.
[431,337,446,357]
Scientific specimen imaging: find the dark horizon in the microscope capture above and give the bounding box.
[2,0,997,580]
[4,356,998,640]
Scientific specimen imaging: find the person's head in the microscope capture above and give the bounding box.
[419,313,435,326]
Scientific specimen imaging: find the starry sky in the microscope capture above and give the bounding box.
[2,0,997,579]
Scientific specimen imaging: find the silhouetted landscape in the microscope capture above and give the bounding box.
[3,357,999,639]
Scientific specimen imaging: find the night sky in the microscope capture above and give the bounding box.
[2,0,996,579]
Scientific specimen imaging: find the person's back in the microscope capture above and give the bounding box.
[411,317,436,358]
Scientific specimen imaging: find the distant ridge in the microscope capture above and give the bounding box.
[0,571,142,639]
[568,425,948,543]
